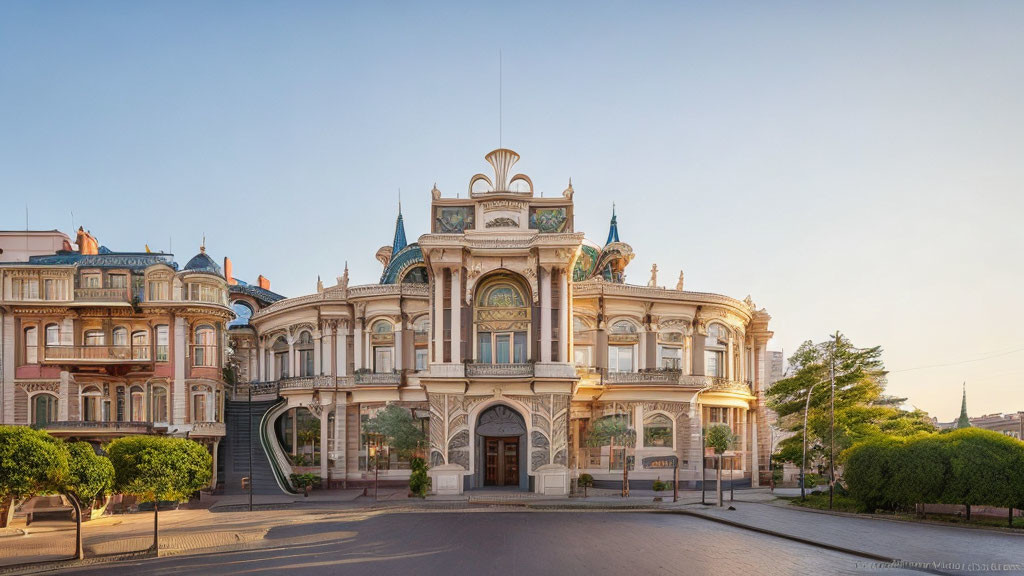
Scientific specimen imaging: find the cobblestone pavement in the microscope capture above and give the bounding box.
[687,502,1024,576]
[47,512,926,576]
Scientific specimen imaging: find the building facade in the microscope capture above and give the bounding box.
[241,149,775,495]
[0,228,279,488]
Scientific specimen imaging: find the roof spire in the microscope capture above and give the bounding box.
[391,200,408,254]
[605,203,620,245]
[956,382,971,428]
[200,234,206,253]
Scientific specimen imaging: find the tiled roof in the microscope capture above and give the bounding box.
[182,252,222,276]
[230,282,286,305]
[0,251,177,270]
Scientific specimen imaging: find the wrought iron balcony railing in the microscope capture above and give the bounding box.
[465,363,534,377]
[43,345,150,363]
[354,371,403,386]
[74,287,131,302]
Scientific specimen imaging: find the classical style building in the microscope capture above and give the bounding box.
[238,148,775,495]
[0,228,280,489]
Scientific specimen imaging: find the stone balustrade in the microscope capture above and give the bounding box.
[465,363,534,377]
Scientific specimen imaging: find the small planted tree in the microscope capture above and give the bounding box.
[364,405,427,495]
[408,457,430,498]
[108,436,212,556]
[64,442,114,559]
[587,415,636,496]
[705,424,736,506]
[577,473,594,498]
[0,426,68,528]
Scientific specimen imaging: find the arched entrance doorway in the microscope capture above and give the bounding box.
[474,404,527,490]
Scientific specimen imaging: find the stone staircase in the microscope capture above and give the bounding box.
[222,399,288,495]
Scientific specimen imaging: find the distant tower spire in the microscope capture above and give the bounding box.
[605,203,620,245]
[956,383,971,429]
[391,201,408,254]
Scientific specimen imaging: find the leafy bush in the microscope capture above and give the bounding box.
[289,473,321,490]
[577,473,594,497]
[704,425,736,455]
[843,429,1024,514]
[408,457,430,498]
[652,478,667,492]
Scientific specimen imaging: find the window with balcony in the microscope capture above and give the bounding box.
[474,278,531,364]
[45,324,60,347]
[608,345,634,373]
[108,274,127,289]
[84,330,104,347]
[24,326,38,364]
[132,330,149,360]
[297,331,314,376]
[192,393,208,423]
[13,278,40,300]
[112,327,128,347]
[193,325,217,367]
[658,331,683,370]
[81,387,102,422]
[370,320,395,373]
[152,386,168,422]
[413,316,430,371]
[130,385,145,422]
[415,348,428,371]
[43,278,66,300]
[643,413,674,448]
[273,337,289,379]
[705,323,729,378]
[707,406,729,425]
[148,280,169,301]
[155,325,169,362]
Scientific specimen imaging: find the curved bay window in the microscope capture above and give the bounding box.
[705,323,729,378]
[608,320,639,373]
[370,320,395,373]
[474,278,530,364]
[193,324,217,367]
[297,330,314,376]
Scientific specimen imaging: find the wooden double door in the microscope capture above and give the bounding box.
[484,436,520,487]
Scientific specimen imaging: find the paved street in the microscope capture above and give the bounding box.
[49,511,923,576]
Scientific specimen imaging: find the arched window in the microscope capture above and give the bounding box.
[297,330,314,377]
[31,394,56,426]
[112,326,128,347]
[370,321,394,373]
[45,324,60,347]
[129,385,145,422]
[643,413,674,448]
[152,386,168,423]
[23,326,38,364]
[229,301,253,327]
[131,330,149,360]
[272,336,289,379]
[193,324,216,367]
[474,278,530,364]
[705,324,729,378]
[413,316,430,371]
[81,386,102,422]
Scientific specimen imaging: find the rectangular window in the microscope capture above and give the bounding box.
[574,346,592,367]
[82,274,101,288]
[108,274,127,289]
[153,389,168,422]
[275,352,288,378]
[24,327,38,364]
[659,345,682,370]
[513,332,527,363]
[192,394,207,423]
[415,348,428,371]
[609,345,634,373]
[45,325,60,346]
[374,347,393,373]
[148,281,169,301]
[299,349,314,377]
[14,278,40,300]
[85,330,105,346]
[155,325,169,362]
[495,333,511,363]
[706,351,724,377]
[477,332,492,364]
[708,407,729,425]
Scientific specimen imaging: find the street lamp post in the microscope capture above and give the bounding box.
[800,378,823,501]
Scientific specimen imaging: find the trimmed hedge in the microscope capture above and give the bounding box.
[843,428,1024,513]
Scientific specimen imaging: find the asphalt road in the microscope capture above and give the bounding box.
[58,511,922,576]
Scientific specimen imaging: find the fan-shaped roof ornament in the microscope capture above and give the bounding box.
[469,148,534,196]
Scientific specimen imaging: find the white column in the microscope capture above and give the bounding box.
[288,341,296,378]
[558,268,568,363]
[450,267,461,364]
[320,410,329,480]
[540,266,552,363]
[750,411,760,487]
[333,404,347,477]
[434,268,444,363]
[173,317,186,424]
[314,332,322,376]
[338,328,348,376]
[267,347,275,381]
[353,322,363,371]
[738,335,746,382]
[684,335,693,375]
[1,314,10,424]
[638,331,647,371]
[727,338,735,380]
[58,371,69,421]
[322,331,333,377]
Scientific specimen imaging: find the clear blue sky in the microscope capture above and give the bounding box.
[2,1,1022,421]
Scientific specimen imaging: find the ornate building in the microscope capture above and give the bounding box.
[0,229,280,488]
[241,148,775,495]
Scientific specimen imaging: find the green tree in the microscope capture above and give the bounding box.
[767,334,934,474]
[108,436,212,556]
[0,426,68,528]
[704,424,735,455]
[363,405,426,459]
[64,442,115,559]
[942,428,1021,521]
[586,415,636,496]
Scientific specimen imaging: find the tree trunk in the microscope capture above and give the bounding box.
[153,501,160,557]
[965,504,971,522]
[1010,507,1014,528]
[0,497,14,528]
[68,495,84,560]
[717,455,723,507]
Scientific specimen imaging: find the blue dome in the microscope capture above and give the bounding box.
[183,251,222,276]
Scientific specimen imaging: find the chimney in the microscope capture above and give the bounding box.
[223,257,236,285]
[258,275,271,290]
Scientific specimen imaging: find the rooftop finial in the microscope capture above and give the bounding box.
[606,203,620,245]
[200,234,206,253]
